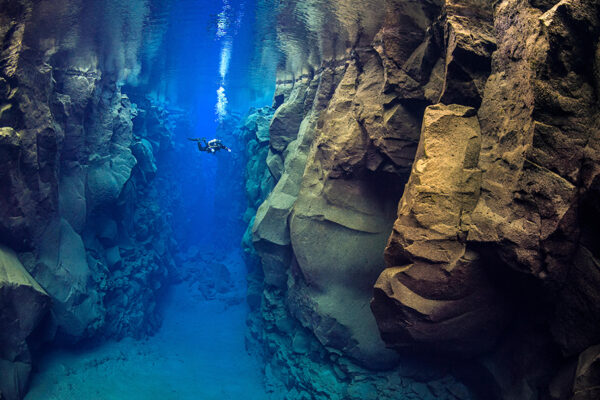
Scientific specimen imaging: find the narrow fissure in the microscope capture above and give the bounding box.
[1,1,599,400]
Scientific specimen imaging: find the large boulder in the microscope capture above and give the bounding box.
[280,56,405,369]
[0,245,49,400]
[27,218,104,338]
[86,146,136,211]
[288,188,400,369]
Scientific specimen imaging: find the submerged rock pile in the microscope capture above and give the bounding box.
[244,0,600,399]
[177,246,243,304]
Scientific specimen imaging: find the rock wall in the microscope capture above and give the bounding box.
[241,106,275,315]
[373,0,600,398]
[247,0,600,399]
[245,0,471,397]
[242,86,470,400]
[0,2,177,398]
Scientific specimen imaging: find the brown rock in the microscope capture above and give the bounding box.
[466,0,600,356]
[571,345,600,400]
[372,104,509,356]
[438,0,496,108]
[249,0,600,397]
[269,78,310,152]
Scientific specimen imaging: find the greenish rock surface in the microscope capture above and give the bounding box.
[0,245,49,400]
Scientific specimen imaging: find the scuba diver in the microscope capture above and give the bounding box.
[187,137,231,154]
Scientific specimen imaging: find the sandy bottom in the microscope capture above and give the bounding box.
[25,281,276,400]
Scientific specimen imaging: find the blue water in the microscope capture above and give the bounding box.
[26,1,277,398]
[145,0,275,251]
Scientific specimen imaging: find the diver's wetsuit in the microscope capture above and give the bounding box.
[188,137,231,154]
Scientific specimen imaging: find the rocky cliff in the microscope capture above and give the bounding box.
[0,2,177,398]
[245,0,600,399]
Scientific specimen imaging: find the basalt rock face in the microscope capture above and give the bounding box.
[247,0,600,399]
[0,3,176,398]
[246,0,486,398]
[247,66,473,399]
[241,106,275,320]
[89,94,177,340]
[372,103,510,357]
[372,0,600,399]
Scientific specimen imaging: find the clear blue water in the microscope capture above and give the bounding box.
[145,0,276,251]
[26,1,278,398]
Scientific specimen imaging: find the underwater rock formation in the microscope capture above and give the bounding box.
[241,106,276,316]
[0,2,177,397]
[0,0,599,398]
[0,246,49,400]
[372,103,510,357]
[246,0,474,396]
[374,0,600,397]
[246,0,600,399]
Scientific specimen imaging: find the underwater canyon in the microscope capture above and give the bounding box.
[1,0,600,399]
